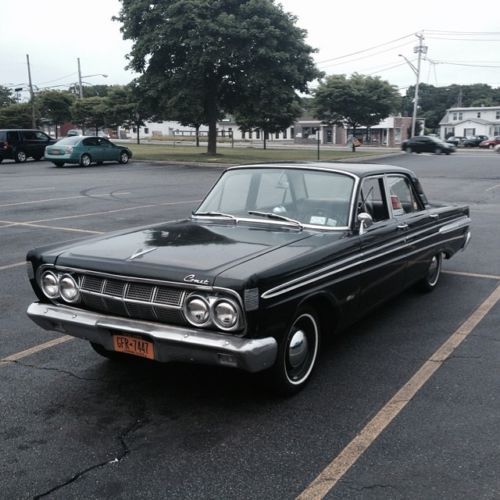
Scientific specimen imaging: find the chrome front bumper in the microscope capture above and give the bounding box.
[27,302,277,373]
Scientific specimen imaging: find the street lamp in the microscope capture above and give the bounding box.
[399,33,427,137]
[77,57,108,98]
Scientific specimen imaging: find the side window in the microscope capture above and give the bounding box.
[35,131,50,141]
[387,176,421,216]
[82,138,98,147]
[358,177,389,222]
[22,131,37,140]
[7,131,19,142]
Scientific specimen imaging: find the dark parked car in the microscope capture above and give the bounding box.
[44,136,132,167]
[402,136,455,155]
[0,129,55,163]
[479,136,500,149]
[446,136,465,147]
[26,163,471,394]
[462,135,489,147]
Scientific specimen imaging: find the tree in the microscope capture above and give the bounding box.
[71,97,108,134]
[0,103,34,128]
[115,0,319,155]
[0,85,15,108]
[313,73,401,151]
[234,89,302,149]
[37,90,75,138]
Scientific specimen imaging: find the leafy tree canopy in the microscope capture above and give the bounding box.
[313,73,401,130]
[71,97,108,133]
[402,83,500,131]
[115,0,320,154]
[37,90,75,136]
[0,85,16,108]
[0,103,34,128]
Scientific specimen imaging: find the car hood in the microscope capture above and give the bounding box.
[52,219,317,285]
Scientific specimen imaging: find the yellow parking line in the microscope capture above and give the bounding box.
[297,283,500,500]
[0,336,74,368]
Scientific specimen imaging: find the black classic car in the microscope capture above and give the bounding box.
[401,136,455,155]
[26,164,471,394]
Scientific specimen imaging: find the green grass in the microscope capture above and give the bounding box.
[125,143,385,165]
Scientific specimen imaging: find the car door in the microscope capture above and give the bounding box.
[356,175,409,312]
[82,137,101,160]
[98,138,116,161]
[385,174,438,285]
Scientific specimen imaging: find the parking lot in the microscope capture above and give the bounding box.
[1,153,499,499]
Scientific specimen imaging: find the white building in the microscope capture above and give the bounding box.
[439,106,500,139]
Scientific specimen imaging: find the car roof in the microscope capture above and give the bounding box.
[227,162,416,178]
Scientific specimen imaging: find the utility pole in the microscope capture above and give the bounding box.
[77,57,83,99]
[26,54,36,128]
[411,33,427,137]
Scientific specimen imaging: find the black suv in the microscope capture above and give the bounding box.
[0,129,55,163]
[462,135,489,147]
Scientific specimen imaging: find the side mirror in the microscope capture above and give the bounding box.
[358,212,373,235]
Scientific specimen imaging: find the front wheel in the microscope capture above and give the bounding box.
[15,150,27,163]
[417,253,443,292]
[80,153,92,167]
[267,307,320,395]
[119,151,130,164]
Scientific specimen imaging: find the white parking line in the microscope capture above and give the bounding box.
[297,283,500,500]
[25,199,201,224]
[444,270,500,281]
[485,184,500,192]
[0,262,25,272]
[0,192,130,208]
[0,187,55,193]
[0,220,104,234]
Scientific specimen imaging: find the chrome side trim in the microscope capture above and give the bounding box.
[439,216,471,234]
[262,233,466,299]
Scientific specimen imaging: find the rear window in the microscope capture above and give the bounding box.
[54,137,81,145]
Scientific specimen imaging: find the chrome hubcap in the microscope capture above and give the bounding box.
[427,254,441,285]
[288,330,308,368]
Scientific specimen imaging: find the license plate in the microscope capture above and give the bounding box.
[112,334,154,360]
[49,149,62,155]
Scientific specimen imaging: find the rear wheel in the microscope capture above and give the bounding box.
[435,147,442,155]
[14,150,27,163]
[80,153,92,167]
[119,151,130,164]
[267,306,320,395]
[417,253,442,292]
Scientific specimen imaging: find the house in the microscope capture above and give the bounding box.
[439,106,500,139]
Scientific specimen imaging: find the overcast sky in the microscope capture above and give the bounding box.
[2,0,499,98]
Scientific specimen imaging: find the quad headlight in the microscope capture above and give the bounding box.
[183,293,242,332]
[40,270,80,303]
[59,274,80,303]
[41,271,59,299]
[213,300,238,330]
[184,295,211,327]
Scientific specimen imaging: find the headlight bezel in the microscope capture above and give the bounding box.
[59,273,80,303]
[183,292,243,332]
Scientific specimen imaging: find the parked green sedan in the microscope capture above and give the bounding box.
[45,136,132,167]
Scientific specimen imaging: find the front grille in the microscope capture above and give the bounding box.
[76,273,186,326]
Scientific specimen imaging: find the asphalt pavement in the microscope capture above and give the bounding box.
[0,151,498,499]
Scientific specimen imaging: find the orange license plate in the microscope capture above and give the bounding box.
[113,335,154,360]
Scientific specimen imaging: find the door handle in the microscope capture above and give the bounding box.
[397,223,409,230]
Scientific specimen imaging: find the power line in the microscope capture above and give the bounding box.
[318,40,414,69]
[316,33,415,64]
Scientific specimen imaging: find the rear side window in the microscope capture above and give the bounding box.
[7,131,19,142]
[82,138,99,146]
[21,131,37,140]
[387,176,422,215]
[0,131,5,142]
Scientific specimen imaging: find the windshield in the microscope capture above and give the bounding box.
[195,167,355,228]
[54,137,82,145]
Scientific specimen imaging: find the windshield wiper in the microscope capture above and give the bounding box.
[247,210,303,230]
[193,211,238,222]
